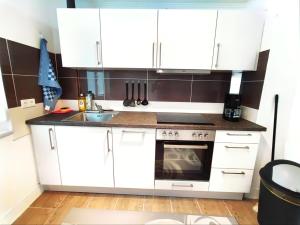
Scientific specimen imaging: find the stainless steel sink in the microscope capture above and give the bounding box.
[64,111,119,123]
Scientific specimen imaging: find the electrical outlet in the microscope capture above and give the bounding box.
[21,98,36,108]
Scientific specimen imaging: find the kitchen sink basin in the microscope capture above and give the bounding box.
[64,111,119,123]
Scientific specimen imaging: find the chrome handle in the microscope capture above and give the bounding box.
[96,41,101,65]
[48,128,55,150]
[122,130,145,135]
[172,183,193,188]
[107,130,111,153]
[222,171,246,175]
[159,42,162,68]
[215,43,220,68]
[152,42,155,68]
[226,133,252,136]
[225,145,250,150]
[164,144,208,150]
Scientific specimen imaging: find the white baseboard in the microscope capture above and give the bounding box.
[0,186,43,225]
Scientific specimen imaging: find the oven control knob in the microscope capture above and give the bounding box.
[174,131,179,137]
[204,133,209,138]
[162,131,167,137]
[198,133,203,138]
[192,132,197,138]
[168,131,173,136]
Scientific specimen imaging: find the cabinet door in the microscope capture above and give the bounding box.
[212,10,265,71]
[101,9,158,69]
[158,10,217,70]
[113,128,156,189]
[55,126,114,187]
[57,9,102,68]
[31,125,61,185]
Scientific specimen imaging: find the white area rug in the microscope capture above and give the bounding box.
[62,208,238,225]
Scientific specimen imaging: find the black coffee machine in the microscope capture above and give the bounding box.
[223,94,242,122]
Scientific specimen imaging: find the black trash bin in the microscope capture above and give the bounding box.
[258,160,300,225]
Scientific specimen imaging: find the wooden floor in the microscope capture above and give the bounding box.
[14,191,259,225]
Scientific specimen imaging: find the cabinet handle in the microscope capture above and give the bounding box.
[225,145,250,150]
[48,128,55,150]
[107,130,111,153]
[215,43,220,68]
[222,171,246,175]
[159,42,162,68]
[122,130,145,135]
[152,42,155,68]
[226,133,252,136]
[172,183,194,188]
[96,41,101,65]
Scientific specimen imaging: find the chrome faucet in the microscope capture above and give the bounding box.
[95,103,104,113]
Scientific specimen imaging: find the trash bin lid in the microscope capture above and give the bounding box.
[272,164,300,193]
[260,160,300,204]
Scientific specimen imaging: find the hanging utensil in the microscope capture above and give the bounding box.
[129,81,136,107]
[123,82,130,107]
[142,82,149,106]
[137,81,142,105]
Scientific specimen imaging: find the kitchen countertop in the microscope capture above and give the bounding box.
[26,111,266,131]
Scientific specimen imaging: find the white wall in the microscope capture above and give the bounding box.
[245,0,300,198]
[0,0,66,52]
[0,135,42,224]
[0,0,67,223]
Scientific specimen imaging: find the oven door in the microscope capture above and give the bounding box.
[155,140,213,181]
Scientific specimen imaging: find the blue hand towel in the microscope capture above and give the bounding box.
[38,38,62,111]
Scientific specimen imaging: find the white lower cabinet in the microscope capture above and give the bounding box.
[112,128,156,189]
[55,126,114,187]
[212,143,258,169]
[155,180,209,192]
[209,168,254,193]
[31,125,61,185]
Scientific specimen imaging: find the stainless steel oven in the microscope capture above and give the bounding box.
[155,129,215,181]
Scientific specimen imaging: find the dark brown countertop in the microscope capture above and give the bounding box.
[26,111,266,131]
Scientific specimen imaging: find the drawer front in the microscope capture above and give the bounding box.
[212,143,258,169]
[209,168,253,193]
[155,180,209,191]
[215,131,261,143]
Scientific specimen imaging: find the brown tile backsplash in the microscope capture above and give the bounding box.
[148,79,191,102]
[104,69,147,80]
[56,54,77,77]
[191,81,230,103]
[0,38,12,74]
[243,50,270,82]
[0,37,268,108]
[240,50,270,109]
[59,77,78,99]
[240,81,264,109]
[14,75,43,105]
[7,40,40,75]
[2,74,17,108]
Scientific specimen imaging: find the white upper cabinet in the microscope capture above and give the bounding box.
[31,125,61,185]
[113,128,156,189]
[55,126,114,188]
[101,9,158,69]
[212,10,265,71]
[157,10,217,70]
[57,9,102,68]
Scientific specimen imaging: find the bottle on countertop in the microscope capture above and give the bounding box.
[78,93,86,112]
[86,91,94,111]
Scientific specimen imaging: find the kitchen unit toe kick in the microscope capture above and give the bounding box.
[42,185,244,200]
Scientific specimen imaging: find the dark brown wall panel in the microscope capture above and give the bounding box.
[241,50,270,109]
[7,40,40,75]
[2,74,17,108]
[0,38,12,74]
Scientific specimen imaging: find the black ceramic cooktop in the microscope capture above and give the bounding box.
[156,112,215,125]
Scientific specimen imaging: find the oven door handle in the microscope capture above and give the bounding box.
[164,144,208,150]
